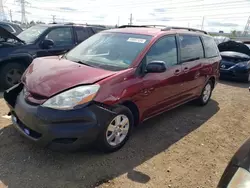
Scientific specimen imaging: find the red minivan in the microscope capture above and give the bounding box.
[4,26,221,152]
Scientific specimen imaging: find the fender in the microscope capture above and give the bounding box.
[0,53,34,67]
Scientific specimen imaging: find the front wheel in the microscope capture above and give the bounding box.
[96,106,134,153]
[0,62,25,89]
[196,81,213,106]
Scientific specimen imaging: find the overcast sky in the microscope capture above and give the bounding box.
[3,0,250,32]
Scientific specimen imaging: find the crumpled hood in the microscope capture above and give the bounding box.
[22,56,116,98]
[0,27,24,43]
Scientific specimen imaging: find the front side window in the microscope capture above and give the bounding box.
[17,25,48,44]
[179,35,204,62]
[203,36,220,58]
[45,27,73,46]
[146,36,178,67]
[65,32,152,71]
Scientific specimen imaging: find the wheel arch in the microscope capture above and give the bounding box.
[208,76,216,89]
[0,54,33,69]
[120,100,140,126]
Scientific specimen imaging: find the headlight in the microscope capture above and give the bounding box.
[42,84,100,110]
[236,61,250,67]
[228,168,250,188]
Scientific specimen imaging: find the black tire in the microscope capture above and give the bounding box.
[96,105,134,153]
[0,62,25,89]
[196,81,213,106]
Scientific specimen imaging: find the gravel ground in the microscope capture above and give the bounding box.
[0,81,250,188]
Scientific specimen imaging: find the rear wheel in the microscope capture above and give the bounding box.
[96,106,134,153]
[196,81,213,106]
[0,62,25,89]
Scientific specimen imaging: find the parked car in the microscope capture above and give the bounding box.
[219,51,250,82]
[4,26,221,152]
[0,23,106,89]
[0,21,23,35]
[217,40,250,82]
[218,138,250,187]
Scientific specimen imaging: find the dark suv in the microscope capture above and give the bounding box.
[4,26,221,152]
[0,23,106,89]
[0,21,23,35]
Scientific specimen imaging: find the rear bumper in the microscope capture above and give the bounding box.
[4,84,115,151]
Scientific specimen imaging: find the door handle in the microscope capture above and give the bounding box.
[183,67,189,73]
[174,69,181,75]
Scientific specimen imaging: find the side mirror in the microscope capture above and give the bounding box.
[145,61,167,73]
[41,39,54,49]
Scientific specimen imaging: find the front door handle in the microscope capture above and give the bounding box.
[174,69,181,75]
[183,67,189,73]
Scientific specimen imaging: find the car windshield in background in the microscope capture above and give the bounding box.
[65,32,152,71]
[17,25,48,44]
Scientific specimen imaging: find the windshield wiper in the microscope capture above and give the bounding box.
[77,60,97,68]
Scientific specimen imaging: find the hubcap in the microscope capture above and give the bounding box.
[106,115,129,146]
[6,69,23,86]
[203,84,211,103]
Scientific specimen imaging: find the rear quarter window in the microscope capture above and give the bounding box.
[202,36,220,58]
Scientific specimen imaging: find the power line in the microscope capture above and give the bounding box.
[7,0,250,14]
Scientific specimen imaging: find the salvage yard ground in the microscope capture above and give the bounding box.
[0,81,250,188]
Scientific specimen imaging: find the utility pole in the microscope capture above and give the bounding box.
[129,13,133,25]
[9,9,12,22]
[201,16,205,30]
[0,0,5,21]
[117,16,120,27]
[16,0,29,24]
[51,15,56,23]
[243,16,250,36]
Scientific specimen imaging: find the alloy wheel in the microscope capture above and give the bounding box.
[202,83,212,103]
[106,114,130,146]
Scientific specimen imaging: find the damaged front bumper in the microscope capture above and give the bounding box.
[4,83,115,151]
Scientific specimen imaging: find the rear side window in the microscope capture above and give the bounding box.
[202,36,219,58]
[75,27,90,42]
[86,27,94,36]
[179,35,204,62]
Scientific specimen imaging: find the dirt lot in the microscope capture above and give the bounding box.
[0,81,250,188]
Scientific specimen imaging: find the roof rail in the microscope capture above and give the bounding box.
[161,26,208,34]
[118,25,167,28]
[63,23,106,28]
[118,25,148,28]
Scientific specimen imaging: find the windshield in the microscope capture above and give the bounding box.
[17,25,48,44]
[65,32,152,71]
